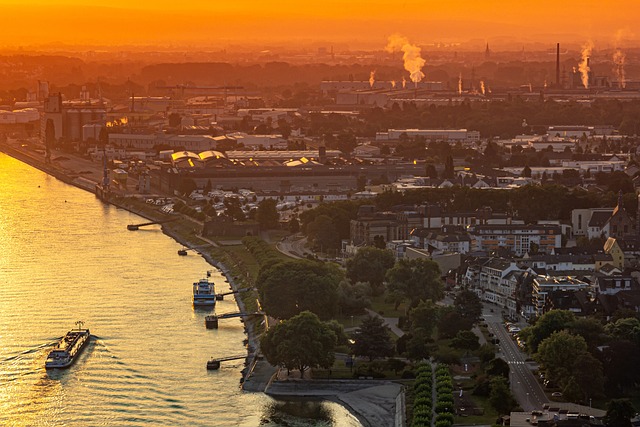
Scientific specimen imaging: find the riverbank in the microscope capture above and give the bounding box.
[0,140,404,427]
[0,139,273,386]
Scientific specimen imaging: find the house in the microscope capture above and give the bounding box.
[603,237,625,269]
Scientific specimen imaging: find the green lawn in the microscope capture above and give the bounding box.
[370,294,410,318]
[454,394,500,425]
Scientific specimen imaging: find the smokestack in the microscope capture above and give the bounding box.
[556,43,560,88]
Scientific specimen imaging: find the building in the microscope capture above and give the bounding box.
[375,128,480,143]
[473,224,562,256]
[41,94,107,143]
[571,208,613,237]
[410,226,472,254]
[532,275,590,316]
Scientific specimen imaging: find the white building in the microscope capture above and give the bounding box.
[376,129,480,143]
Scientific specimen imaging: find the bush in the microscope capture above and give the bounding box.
[434,419,453,427]
[401,369,416,379]
[413,396,431,410]
[435,412,455,424]
[435,402,454,413]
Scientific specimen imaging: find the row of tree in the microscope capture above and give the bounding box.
[520,310,640,402]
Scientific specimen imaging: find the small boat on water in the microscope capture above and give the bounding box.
[45,321,90,369]
[193,276,216,307]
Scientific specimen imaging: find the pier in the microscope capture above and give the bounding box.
[177,243,214,256]
[206,354,247,370]
[127,218,177,230]
[205,312,264,329]
[215,287,254,301]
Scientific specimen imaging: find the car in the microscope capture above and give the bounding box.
[551,392,563,398]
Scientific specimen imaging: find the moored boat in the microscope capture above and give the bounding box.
[193,276,216,307]
[45,321,90,369]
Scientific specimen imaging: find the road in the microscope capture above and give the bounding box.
[276,234,307,259]
[481,304,549,411]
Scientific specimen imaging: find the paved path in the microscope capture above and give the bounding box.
[365,308,405,337]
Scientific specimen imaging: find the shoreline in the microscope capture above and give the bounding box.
[0,140,270,387]
[0,141,401,427]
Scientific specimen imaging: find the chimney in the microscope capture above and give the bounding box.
[556,43,561,88]
[319,146,327,163]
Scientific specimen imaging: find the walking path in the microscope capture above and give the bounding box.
[365,308,405,337]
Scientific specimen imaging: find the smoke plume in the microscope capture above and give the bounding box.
[613,49,626,88]
[402,77,406,89]
[385,34,426,85]
[458,73,462,95]
[579,41,593,89]
[391,80,396,89]
[369,70,376,88]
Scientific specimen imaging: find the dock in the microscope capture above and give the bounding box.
[205,312,264,329]
[215,287,254,301]
[206,354,247,370]
[127,218,177,230]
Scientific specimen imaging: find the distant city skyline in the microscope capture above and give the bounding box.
[0,0,638,50]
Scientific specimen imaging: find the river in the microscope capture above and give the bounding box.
[0,153,362,426]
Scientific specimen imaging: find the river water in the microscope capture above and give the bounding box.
[0,153,362,426]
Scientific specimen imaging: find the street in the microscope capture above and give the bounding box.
[481,303,549,411]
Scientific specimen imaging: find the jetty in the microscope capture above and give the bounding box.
[127,218,177,230]
[205,312,264,329]
[177,243,215,256]
[215,287,254,301]
[206,354,247,370]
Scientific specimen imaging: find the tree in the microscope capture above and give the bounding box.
[337,280,372,315]
[442,155,454,179]
[257,260,341,320]
[566,317,604,350]
[346,247,395,291]
[600,340,640,394]
[386,258,444,309]
[307,214,340,252]
[256,199,279,230]
[604,399,636,427]
[409,299,439,339]
[425,163,438,179]
[351,315,395,361]
[536,331,588,387]
[451,330,480,350]
[568,352,604,403]
[522,164,532,178]
[604,317,640,344]
[289,216,300,233]
[372,235,386,249]
[453,289,482,324]
[223,197,246,221]
[524,309,576,352]
[438,308,473,339]
[203,179,212,195]
[489,376,517,415]
[260,311,337,375]
[486,358,510,379]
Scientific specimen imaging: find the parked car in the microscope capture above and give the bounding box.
[551,392,563,398]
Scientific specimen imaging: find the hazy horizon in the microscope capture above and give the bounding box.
[1,0,638,51]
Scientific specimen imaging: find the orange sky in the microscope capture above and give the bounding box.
[0,0,638,49]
